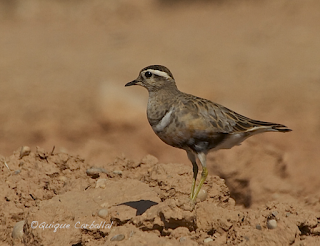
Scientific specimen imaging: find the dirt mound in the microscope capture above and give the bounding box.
[1,147,319,245]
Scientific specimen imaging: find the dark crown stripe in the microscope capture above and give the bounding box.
[141,65,174,80]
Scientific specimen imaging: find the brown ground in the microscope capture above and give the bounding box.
[1,0,320,245]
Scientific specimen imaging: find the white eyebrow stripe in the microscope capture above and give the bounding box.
[146,69,172,80]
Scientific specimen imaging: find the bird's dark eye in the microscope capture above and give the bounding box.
[145,71,152,78]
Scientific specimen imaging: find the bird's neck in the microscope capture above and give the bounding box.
[147,86,180,122]
[148,84,179,97]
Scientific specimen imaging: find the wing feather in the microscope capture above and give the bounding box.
[177,93,291,134]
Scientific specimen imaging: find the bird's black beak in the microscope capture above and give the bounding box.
[125,80,138,87]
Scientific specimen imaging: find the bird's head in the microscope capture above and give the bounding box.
[125,65,177,92]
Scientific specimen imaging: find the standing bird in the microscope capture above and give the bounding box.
[125,65,291,202]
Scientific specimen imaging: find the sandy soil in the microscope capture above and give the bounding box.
[1,0,320,245]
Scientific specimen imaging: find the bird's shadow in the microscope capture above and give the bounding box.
[118,200,158,216]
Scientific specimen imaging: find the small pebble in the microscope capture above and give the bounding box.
[272,211,278,217]
[86,168,102,178]
[97,209,109,219]
[113,170,123,175]
[204,237,213,243]
[14,170,21,175]
[12,220,25,239]
[179,237,187,243]
[197,189,207,202]
[110,234,125,241]
[19,146,31,159]
[256,224,262,230]
[267,219,277,229]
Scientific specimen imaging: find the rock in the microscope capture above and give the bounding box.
[14,170,21,175]
[204,237,213,243]
[97,209,109,219]
[267,219,277,229]
[86,167,109,177]
[197,189,207,202]
[86,167,103,178]
[113,170,123,175]
[110,234,125,241]
[179,237,187,242]
[12,220,25,239]
[19,146,31,159]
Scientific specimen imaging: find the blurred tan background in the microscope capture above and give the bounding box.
[1,0,319,198]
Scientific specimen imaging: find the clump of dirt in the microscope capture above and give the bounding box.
[1,147,320,245]
[209,139,299,208]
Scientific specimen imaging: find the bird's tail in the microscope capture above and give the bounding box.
[245,119,292,133]
[270,124,292,133]
[225,108,292,134]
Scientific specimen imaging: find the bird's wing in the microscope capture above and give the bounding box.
[176,94,236,134]
[178,94,290,134]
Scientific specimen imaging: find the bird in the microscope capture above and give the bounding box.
[125,65,291,202]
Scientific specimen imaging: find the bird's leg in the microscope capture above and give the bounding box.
[187,151,198,199]
[192,152,208,201]
[192,163,199,199]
